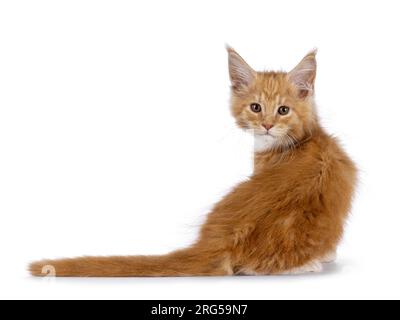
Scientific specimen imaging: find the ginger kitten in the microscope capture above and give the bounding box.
[30,48,357,277]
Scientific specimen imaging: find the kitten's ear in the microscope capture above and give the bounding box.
[287,50,317,99]
[227,46,256,93]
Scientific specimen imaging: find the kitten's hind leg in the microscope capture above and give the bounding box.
[278,250,336,275]
[281,260,323,275]
[320,250,337,264]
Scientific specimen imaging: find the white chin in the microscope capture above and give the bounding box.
[254,134,277,153]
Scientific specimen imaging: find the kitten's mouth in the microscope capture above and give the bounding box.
[252,129,276,137]
[263,132,275,137]
[254,132,275,138]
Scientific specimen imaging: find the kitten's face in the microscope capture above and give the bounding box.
[228,48,318,152]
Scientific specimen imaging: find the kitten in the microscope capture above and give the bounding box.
[30,48,357,277]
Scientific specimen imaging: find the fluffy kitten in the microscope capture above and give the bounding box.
[30,48,357,277]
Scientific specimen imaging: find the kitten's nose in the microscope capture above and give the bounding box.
[262,123,274,130]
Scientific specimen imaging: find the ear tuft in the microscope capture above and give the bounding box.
[288,50,317,99]
[227,47,256,93]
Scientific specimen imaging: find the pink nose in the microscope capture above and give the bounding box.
[263,123,274,130]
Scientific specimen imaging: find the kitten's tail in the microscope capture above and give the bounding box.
[29,246,231,277]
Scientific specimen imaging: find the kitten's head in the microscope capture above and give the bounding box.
[227,47,318,152]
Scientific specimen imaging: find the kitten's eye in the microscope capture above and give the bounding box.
[278,106,290,115]
[250,103,262,113]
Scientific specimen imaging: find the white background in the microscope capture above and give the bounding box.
[0,0,399,300]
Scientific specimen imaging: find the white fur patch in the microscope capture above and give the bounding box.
[281,260,323,275]
[239,268,259,276]
[238,260,323,276]
[320,251,337,264]
[254,134,276,153]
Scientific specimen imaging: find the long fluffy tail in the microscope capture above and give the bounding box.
[29,247,231,277]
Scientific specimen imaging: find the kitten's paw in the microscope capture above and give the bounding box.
[282,260,323,275]
[320,251,337,264]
